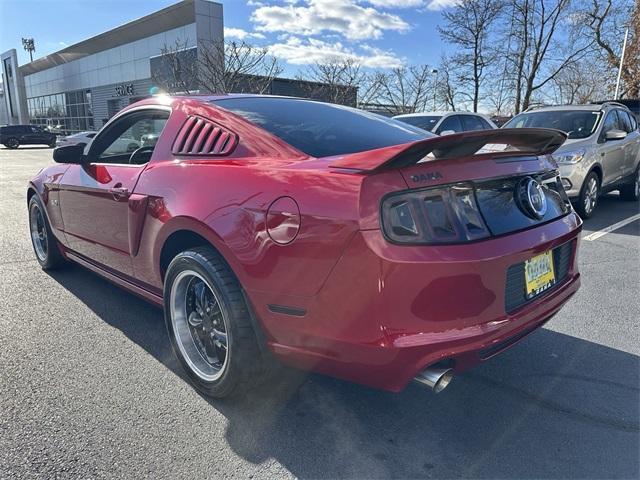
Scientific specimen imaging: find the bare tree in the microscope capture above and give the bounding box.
[438,0,504,112]
[433,56,468,111]
[152,38,199,94]
[153,38,282,94]
[296,59,378,106]
[504,0,595,112]
[548,60,607,104]
[582,0,639,98]
[198,40,282,94]
[375,65,433,115]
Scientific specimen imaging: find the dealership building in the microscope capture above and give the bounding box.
[1,0,223,132]
[1,0,358,134]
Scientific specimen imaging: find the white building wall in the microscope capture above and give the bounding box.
[24,23,198,99]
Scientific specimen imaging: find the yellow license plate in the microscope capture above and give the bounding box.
[524,250,556,299]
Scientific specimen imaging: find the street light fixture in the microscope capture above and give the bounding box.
[22,37,36,63]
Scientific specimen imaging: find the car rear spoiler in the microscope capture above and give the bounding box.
[328,128,567,172]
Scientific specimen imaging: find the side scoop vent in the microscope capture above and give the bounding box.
[172,116,238,156]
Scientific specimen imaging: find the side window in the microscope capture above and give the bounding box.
[618,110,633,133]
[88,109,169,165]
[600,110,619,140]
[461,115,486,131]
[437,115,463,134]
[478,117,493,129]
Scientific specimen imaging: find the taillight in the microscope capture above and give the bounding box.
[381,183,490,244]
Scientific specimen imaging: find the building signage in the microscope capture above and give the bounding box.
[114,83,134,97]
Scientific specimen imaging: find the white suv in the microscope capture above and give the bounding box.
[504,102,640,218]
[393,111,497,135]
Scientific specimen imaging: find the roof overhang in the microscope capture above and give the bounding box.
[20,0,196,76]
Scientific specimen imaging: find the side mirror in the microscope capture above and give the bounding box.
[53,143,86,164]
[605,129,627,141]
[439,130,456,136]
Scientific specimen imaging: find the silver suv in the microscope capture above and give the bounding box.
[504,102,640,218]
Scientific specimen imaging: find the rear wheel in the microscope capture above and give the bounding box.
[48,140,57,148]
[4,137,19,149]
[28,196,66,270]
[576,172,599,219]
[164,247,260,398]
[619,167,640,202]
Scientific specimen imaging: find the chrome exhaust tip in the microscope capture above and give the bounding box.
[413,367,454,393]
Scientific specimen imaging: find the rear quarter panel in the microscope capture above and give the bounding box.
[130,98,367,298]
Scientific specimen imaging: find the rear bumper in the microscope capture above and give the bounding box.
[250,212,582,392]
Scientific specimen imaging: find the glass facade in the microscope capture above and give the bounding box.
[27,89,94,134]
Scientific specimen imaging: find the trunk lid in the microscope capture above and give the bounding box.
[342,128,572,237]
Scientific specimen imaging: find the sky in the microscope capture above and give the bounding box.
[0,0,457,76]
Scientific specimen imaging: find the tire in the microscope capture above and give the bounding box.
[164,246,261,398]
[48,140,57,148]
[575,171,600,219]
[4,137,19,149]
[28,196,66,270]
[619,167,640,202]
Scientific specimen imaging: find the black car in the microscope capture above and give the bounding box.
[0,125,57,149]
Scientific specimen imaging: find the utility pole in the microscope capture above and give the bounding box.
[614,28,629,99]
[22,37,35,62]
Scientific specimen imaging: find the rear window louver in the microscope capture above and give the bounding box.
[172,116,238,156]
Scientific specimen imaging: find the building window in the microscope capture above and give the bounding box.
[27,89,94,134]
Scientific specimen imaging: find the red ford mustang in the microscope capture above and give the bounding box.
[27,95,581,397]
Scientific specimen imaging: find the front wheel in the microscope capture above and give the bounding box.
[619,167,640,202]
[164,247,260,398]
[576,172,599,219]
[4,137,19,149]
[28,196,66,270]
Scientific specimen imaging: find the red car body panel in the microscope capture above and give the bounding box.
[28,95,582,392]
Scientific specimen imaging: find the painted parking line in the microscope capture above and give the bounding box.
[583,213,640,241]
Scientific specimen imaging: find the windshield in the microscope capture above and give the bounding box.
[504,110,601,139]
[212,97,432,157]
[395,115,442,132]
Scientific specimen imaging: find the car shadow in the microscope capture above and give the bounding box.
[580,193,639,238]
[47,265,639,479]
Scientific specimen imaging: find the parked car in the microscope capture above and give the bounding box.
[1,124,57,149]
[56,131,97,148]
[393,111,497,135]
[504,102,640,218]
[28,95,581,398]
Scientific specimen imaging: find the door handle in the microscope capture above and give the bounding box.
[109,186,130,199]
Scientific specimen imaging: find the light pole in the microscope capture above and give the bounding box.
[431,68,438,111]
[22,37,35,62]
[614,27,629,100]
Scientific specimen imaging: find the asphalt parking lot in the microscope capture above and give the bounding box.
[1,147,638,479]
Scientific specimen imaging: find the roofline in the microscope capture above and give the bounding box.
[393,111,490,117]
[19,0,204,76]
[523,103,630,112]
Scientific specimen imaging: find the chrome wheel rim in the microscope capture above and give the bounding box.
[584,177,598,214]
[29,203,48,261]
[170,270,229,382]
[7,139,18,148]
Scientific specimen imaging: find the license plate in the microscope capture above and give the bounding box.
[524,250,556,299]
